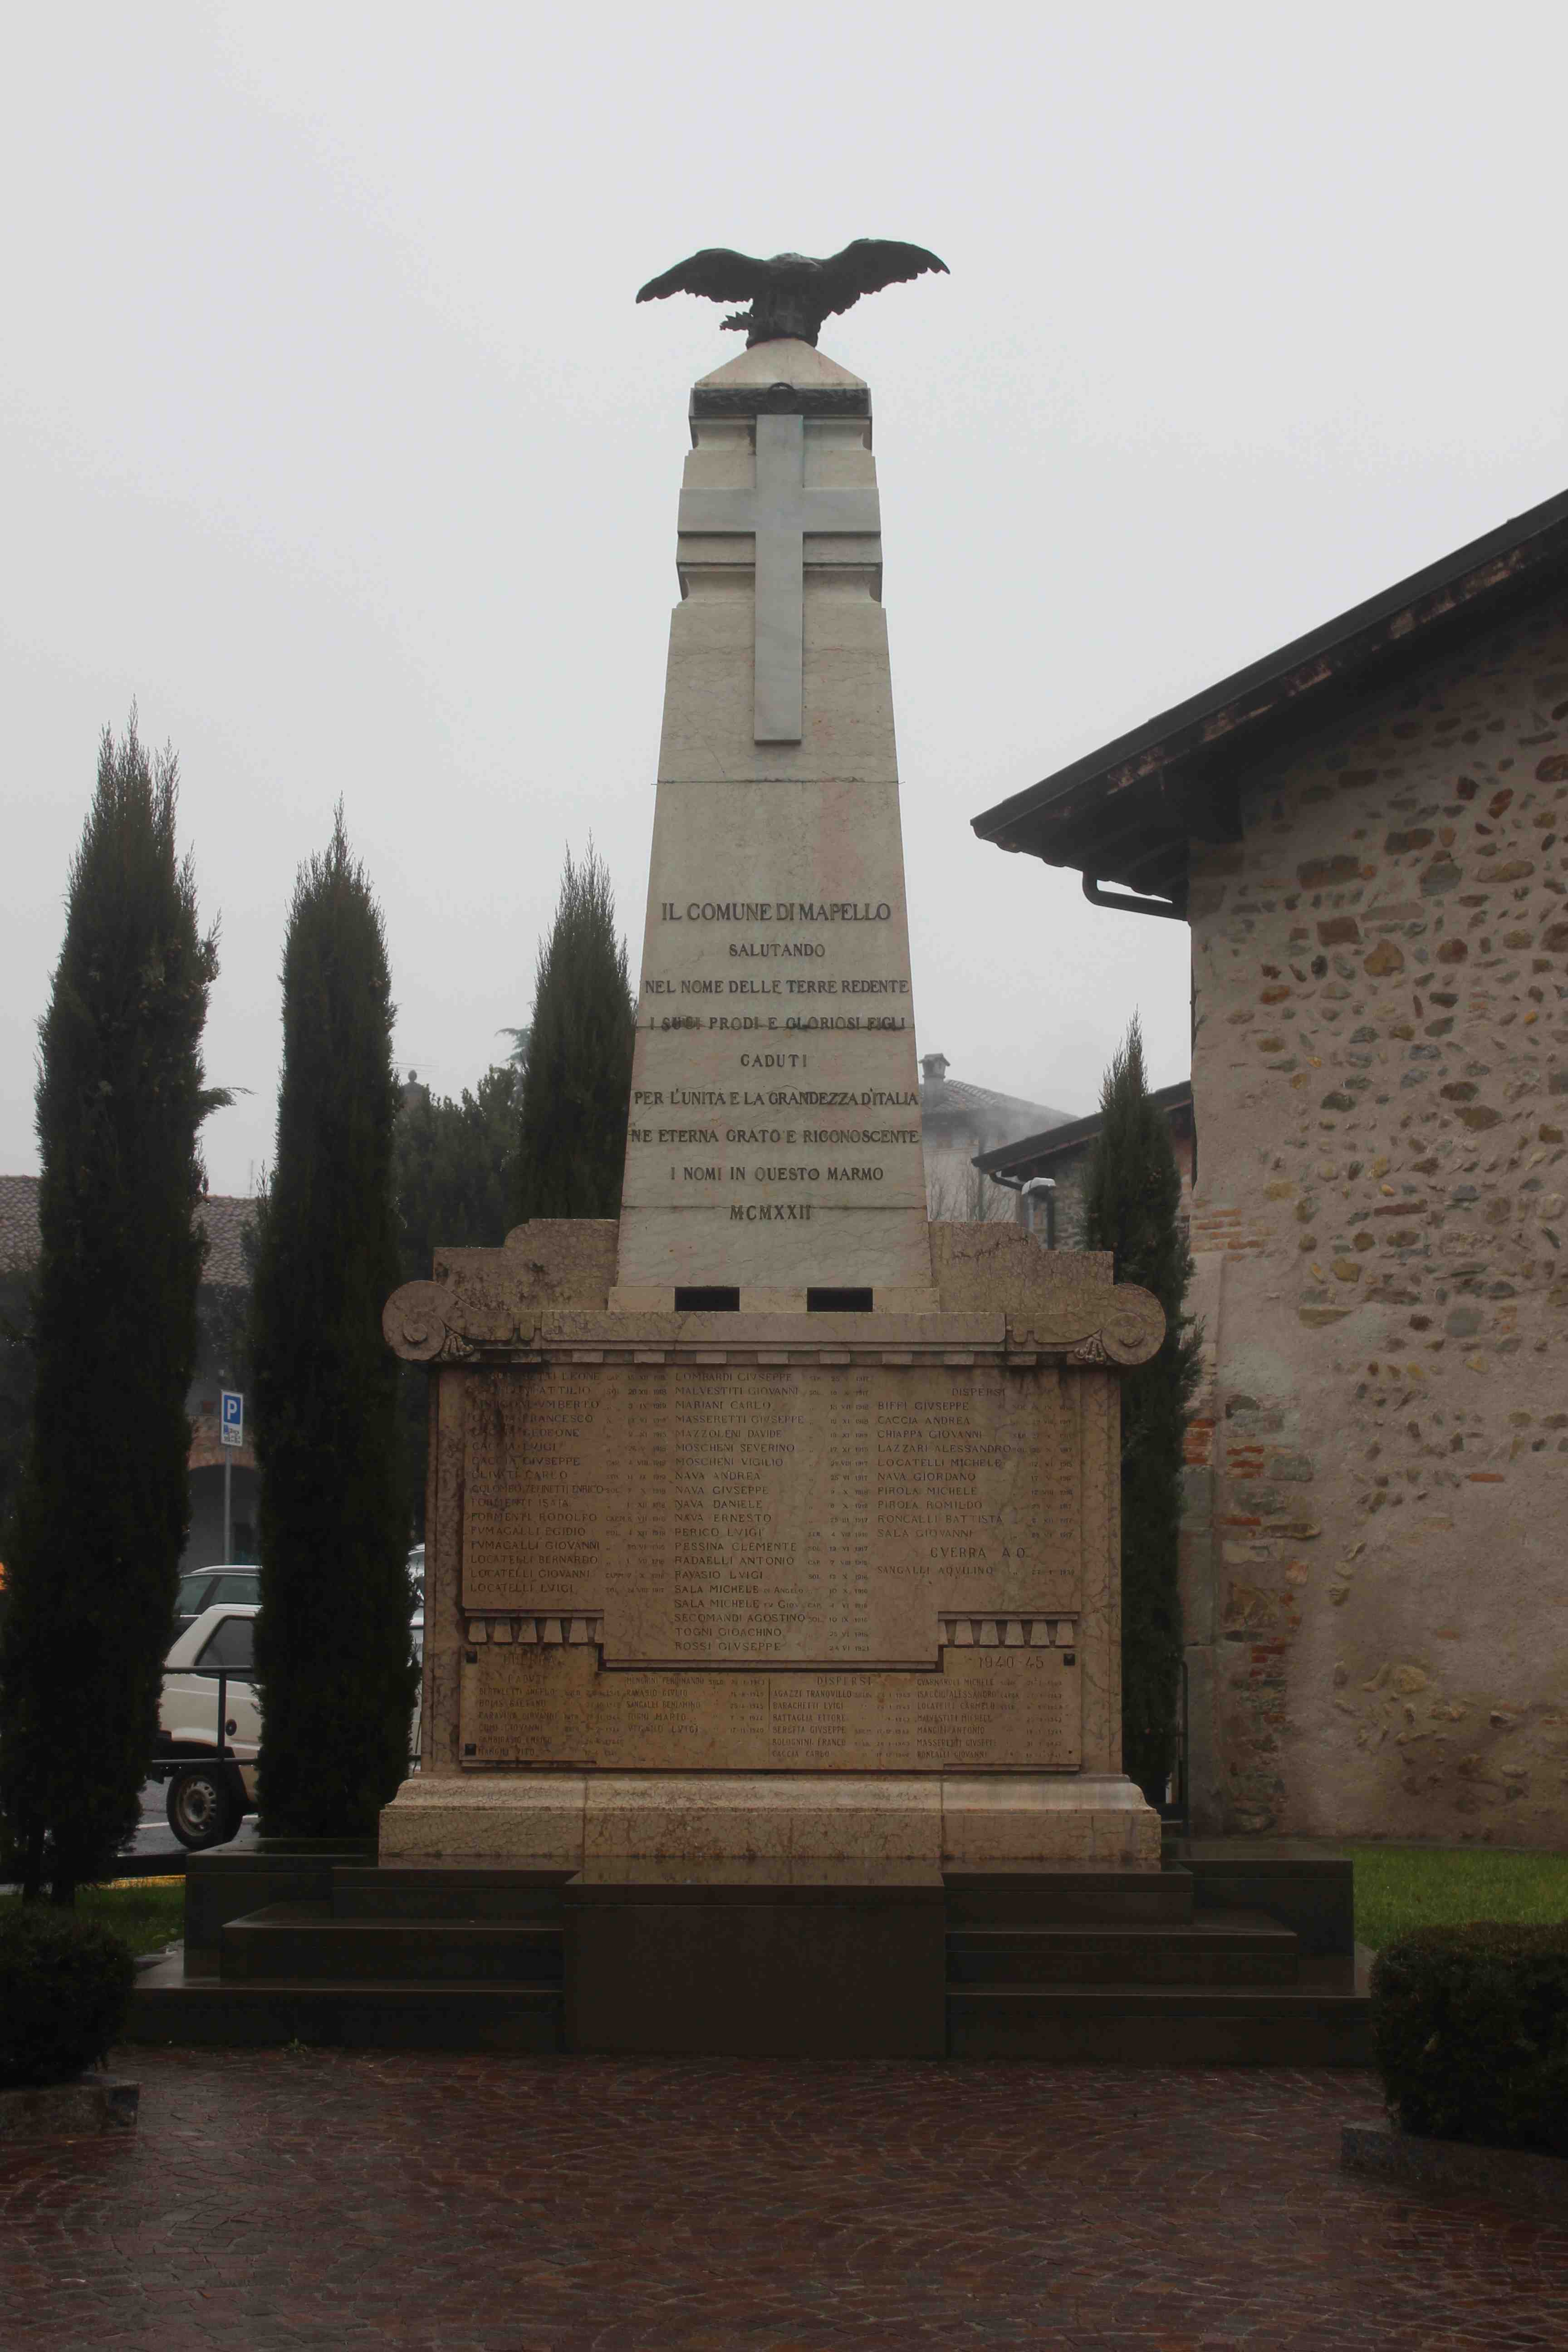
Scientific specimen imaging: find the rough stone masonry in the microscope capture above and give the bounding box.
[972,485,1568,1852]
[1183,608,1568,1844]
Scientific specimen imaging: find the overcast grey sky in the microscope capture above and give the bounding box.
[4,4,1565,1195]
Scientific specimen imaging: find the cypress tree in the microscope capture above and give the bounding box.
[513,846,635,1223]
[1083,1017,1201,1810]
[250,809,416,1838]
[0,720,223,1901]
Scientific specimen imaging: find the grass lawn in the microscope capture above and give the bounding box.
[1344,1843,1568,1949]
[0,1877,183,1958]
[9,1855,1566,1964]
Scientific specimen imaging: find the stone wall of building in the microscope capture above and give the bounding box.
[921,1057,1072,1224]
[925,1141,1013,1224]
[1184,600,1568,1845]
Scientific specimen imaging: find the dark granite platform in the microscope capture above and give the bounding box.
[565,1860,946,2058]
[126,1839,1371,2061]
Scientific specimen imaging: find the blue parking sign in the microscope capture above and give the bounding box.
[220,1390,244,1448]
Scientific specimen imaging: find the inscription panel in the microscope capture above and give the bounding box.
[623,877,926,1223]
[461,1644,1081,1770]
[461,1361,1082,1658]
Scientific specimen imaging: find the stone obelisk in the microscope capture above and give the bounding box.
[613,338,933,1308]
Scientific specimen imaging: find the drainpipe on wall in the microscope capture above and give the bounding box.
[1021,1176,1056,1247]
[987,1169,1024,1225]
[1082,873,1185,921]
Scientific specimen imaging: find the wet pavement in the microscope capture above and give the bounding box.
[3,2047,1565,2349]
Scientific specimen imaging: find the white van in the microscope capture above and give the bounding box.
[157,1602,260,1848]
[173,1564,260,1640]
[156,1598,424,1847]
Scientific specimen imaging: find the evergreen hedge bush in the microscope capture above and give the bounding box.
[0,1904,136,2087]
[1372,1923,1568,2155]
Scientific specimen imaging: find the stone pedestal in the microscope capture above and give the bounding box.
[380,338,1162,1878]
[381,1221,1162,1868]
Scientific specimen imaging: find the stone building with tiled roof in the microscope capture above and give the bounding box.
[918,1054,1076,1221]
[972,481,1568,1852]
[974,1081,1196,1250]
[0,1176,260,1571]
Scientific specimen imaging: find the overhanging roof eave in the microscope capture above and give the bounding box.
[972,1080,1194,1176]
[972,480,1568,854]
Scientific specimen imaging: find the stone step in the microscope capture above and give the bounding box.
[946,1956,1372,2067]
[219,1902,564,1985]
[1176,1846,1357,1958]
[185,1849,368,1969]
[947,1912,1299,1987]
[127,1954,559,2052]
[332,1863,573,1921]
[943,1865,1193,1928]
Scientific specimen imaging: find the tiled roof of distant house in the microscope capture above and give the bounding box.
[0,1176,41,1276]
[973,1080,1194,1177]
[0,1176,257,1284]
[938,1078,1076,1129]
[199,1194,257,1285]
[917,1054,1077,1146]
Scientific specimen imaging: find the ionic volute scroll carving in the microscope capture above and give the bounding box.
[382,1279,538,1365]
[1013,1280,1164,1371]
[383,1281,459,1363]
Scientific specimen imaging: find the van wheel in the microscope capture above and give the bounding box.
[167,1764,238,1850]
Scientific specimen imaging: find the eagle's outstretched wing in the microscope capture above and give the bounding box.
[636,248,768,305]
[818,239,948,318]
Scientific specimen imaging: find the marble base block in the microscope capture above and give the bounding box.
[378,1771,1160,1867]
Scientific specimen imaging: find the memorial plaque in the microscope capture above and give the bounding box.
[622,867,928,1223]
[460,1641,1081,1771]
[461,1360,1083,1661]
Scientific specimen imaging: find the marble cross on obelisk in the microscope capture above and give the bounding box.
[677,414,881,742]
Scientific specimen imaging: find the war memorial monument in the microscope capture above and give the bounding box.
[142,249,1367,2065]
[372,241,1171,2049]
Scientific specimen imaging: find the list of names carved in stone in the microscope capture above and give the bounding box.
[461,1361,1083,1656]
[459,1644,1082,1771]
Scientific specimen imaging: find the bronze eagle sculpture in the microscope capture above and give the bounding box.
[636,239,948,349]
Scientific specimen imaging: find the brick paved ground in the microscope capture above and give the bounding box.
[3,2050,1566,2350]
